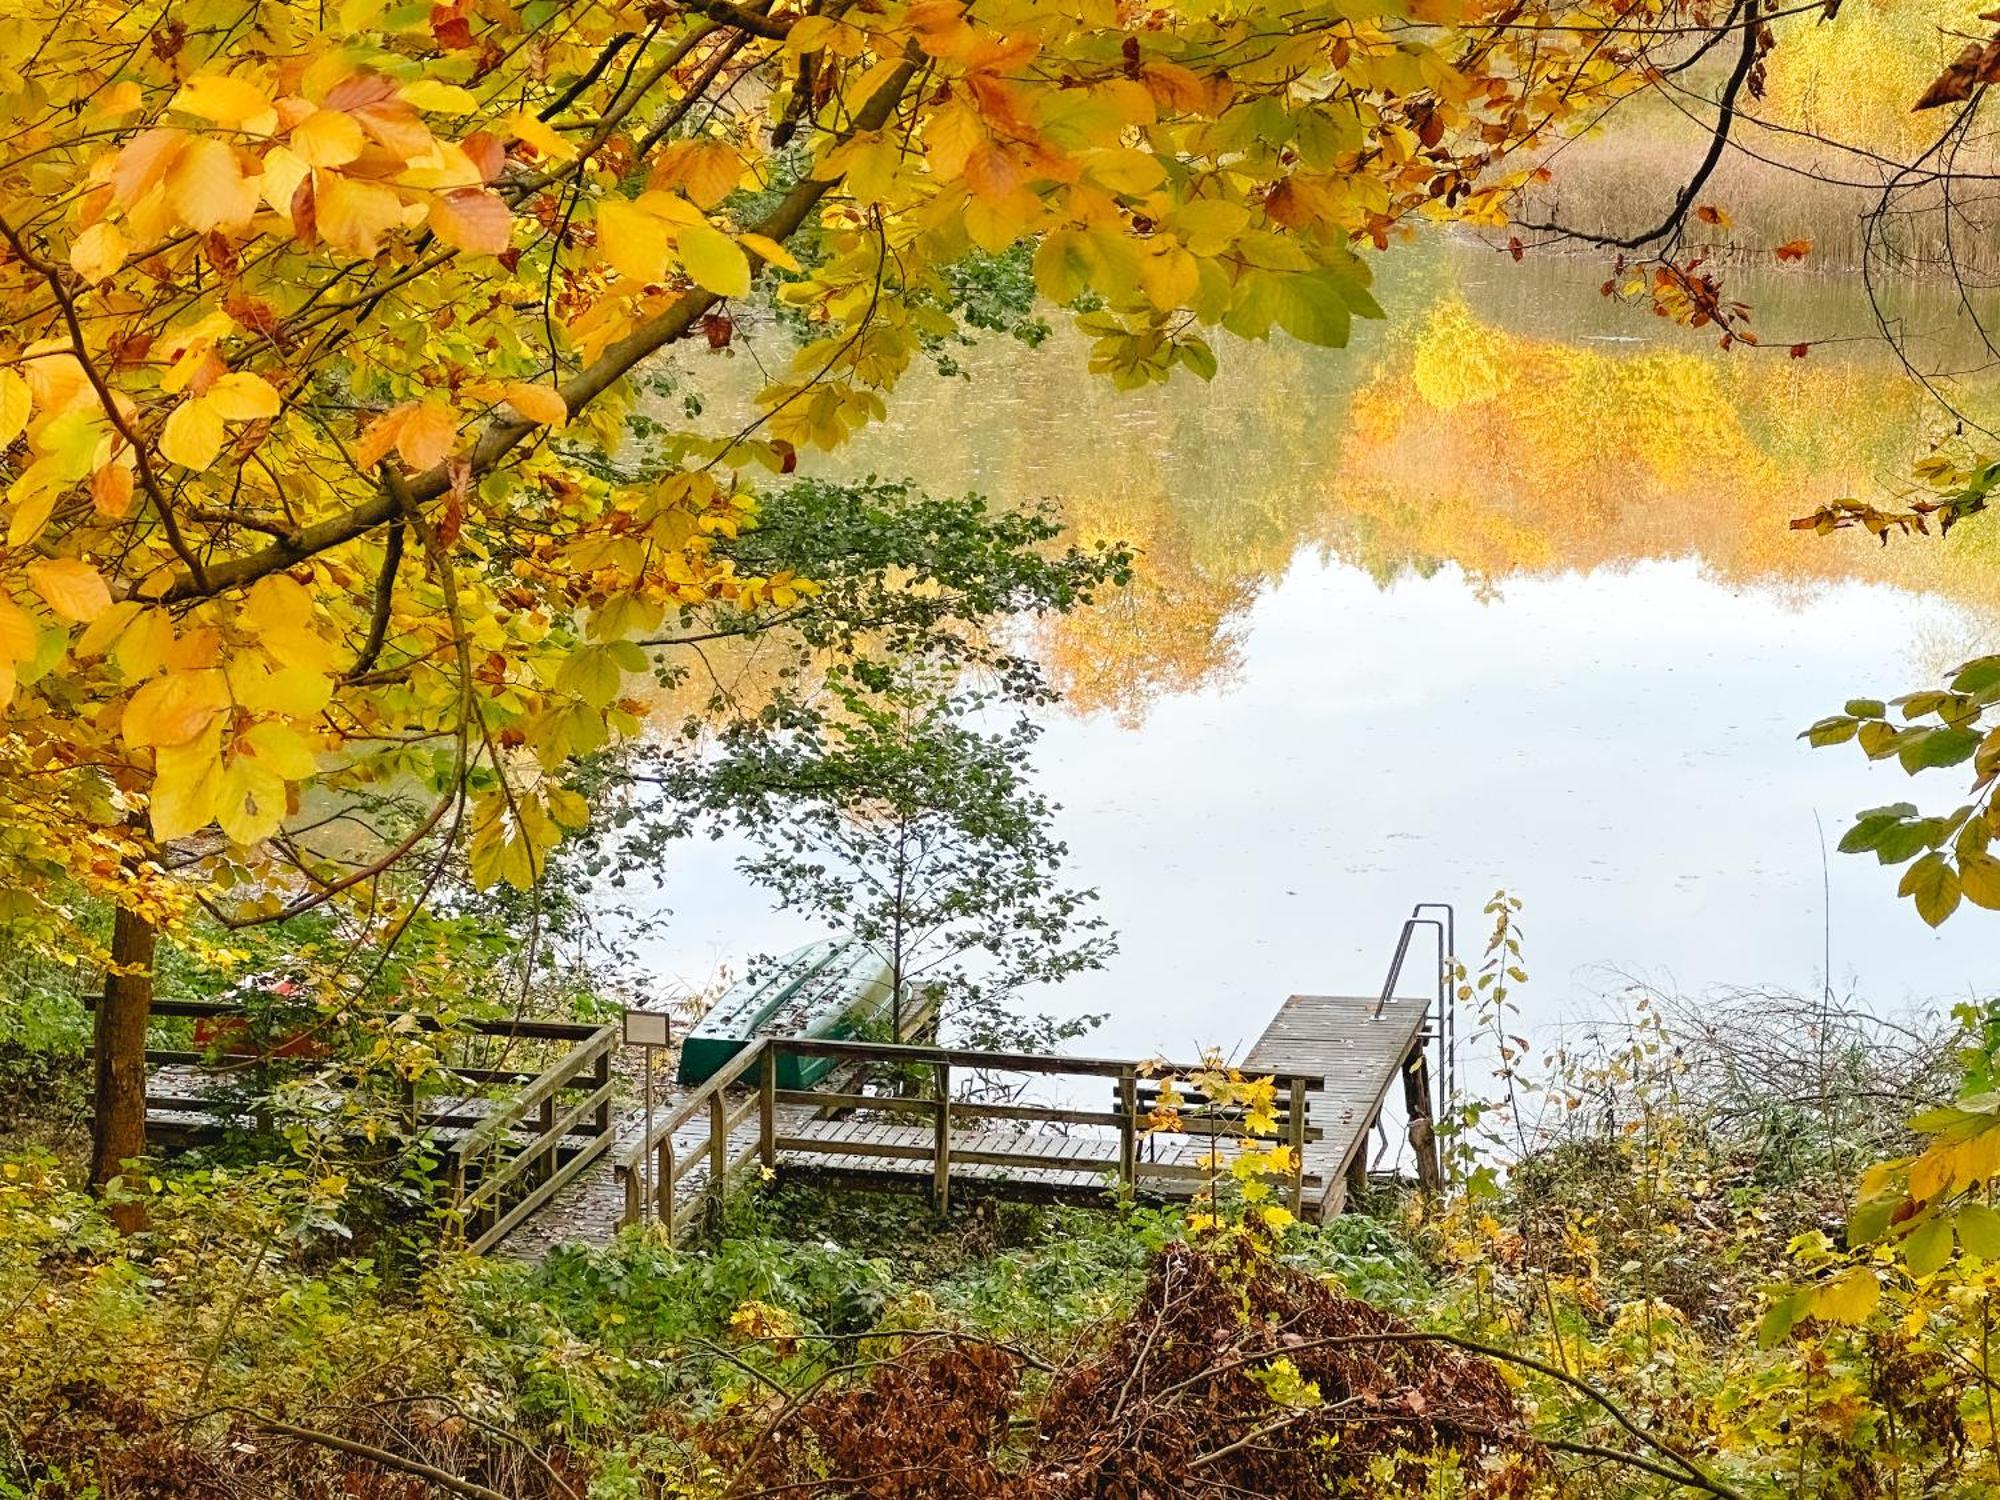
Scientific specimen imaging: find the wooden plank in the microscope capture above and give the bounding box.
[1241,994,1429,1220]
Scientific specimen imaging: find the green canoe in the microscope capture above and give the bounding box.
[676,938,896,1088]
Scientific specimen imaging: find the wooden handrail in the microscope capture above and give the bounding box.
[453,1024,618,1160]
[615,1036,771,1177]
[87,993,611,1041]
[764,1035,1327,1090]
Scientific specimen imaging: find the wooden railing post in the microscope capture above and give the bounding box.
[536,1094,557,1185]
[1118,1069,1138,1195]
[707,1089,729,1229]
[593,1039,612,1134]
[656,1136,675,1240]
[1286,1077,1309,1215]
[759,1045,777,1170]
[932,1061,951,1214]
[1402,1045,1441,1193]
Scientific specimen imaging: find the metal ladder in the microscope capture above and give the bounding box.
[1372,901,1459,1180]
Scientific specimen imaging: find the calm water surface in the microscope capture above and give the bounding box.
[632,239,2000,1060]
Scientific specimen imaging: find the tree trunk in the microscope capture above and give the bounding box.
[90,903,156,1231]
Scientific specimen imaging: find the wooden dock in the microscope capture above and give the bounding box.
[106,985,1445,1260]
[1245,994,1434,1218]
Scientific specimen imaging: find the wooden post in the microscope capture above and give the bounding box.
[447,1153,468,1246]
[593,1041,613,1134]
[1344,1126,1371,1210]
[536,1094,557,1185]
[656,1136,675,1240]
[1403,1044,1442,1193]
[1117,1069,1138,1197]
[932,1061,951,1214]
[759,1046,777,1170]
[1286,1077,1308,1215]
[707,1090,729,1227]
[622,1163,639,1226]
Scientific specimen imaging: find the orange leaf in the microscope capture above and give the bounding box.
[92,464,135,519]
[503,382,567,427]
[395,401,457,469]
[166,137,258,231]
[427,188,512,253]
[316,171,405,257]
[28,558,112,622]
[1774,238,1812,262]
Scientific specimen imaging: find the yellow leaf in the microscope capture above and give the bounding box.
[290,109,365,168]
[316,171,405,257]
[115,607,174,679]
[505,111,576,161]
[504,382,568,427]
[244,720,318,779]
[150,734,223,841]
[76,600,140,659]
[166,138,259,231]
[241,664,331,717]
[596,197,671,285]
[739,232,800,272]
[0,595,39,661]
[657,139,743,210]
[1811,1266,1879,1325]
[92,463,134,520]
[68,221,129,284]
[216,752,288,845]
[399,79,478,113]
[170,74,277,134]
[122,670,226,747]
[160,396,225,470]
[1140,243,1200,309]
[8,485,56,549]
[27,558,111,622]
[0,370,29,448]
[678,221,751,298]
[205,372,281,422]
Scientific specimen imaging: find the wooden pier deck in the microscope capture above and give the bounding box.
[110,987,1444,1260]
[1245,994,1433,1218]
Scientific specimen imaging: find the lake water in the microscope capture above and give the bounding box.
[632,237,2000,1070]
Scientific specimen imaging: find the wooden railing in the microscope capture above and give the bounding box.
[88,996,619,1254]
[614,1036,1325,1240]
[447,1023,617,1253]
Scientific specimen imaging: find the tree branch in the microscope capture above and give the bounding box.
[153,52,922,606]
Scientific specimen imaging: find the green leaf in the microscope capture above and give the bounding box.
[1176,338,1218,381]
[1876,818,1945,864]
[1951,657,2000,696]
[1757,1288,1811,1348]
[1805,716,1857,747]
[1904,1212,1955,1276]
[1845,698,1887,718]
[1900,726,1981,772]
[1838,805,1914,855]
[1846,1193,1898,1247]
[1267,270,1352,348]
[1959,1201,2000,1259]
[1899,852,1961,927]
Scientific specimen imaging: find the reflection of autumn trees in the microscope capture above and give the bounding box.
[723,271,2000,729]
[1328,296,1998,601]
[1036,491,1253,726]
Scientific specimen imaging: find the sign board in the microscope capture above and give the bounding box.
[623,1009,671,1048]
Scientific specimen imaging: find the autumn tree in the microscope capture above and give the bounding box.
[0,0,1684,1204]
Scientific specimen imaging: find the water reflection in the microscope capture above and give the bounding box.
[637,239,2000,1050]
